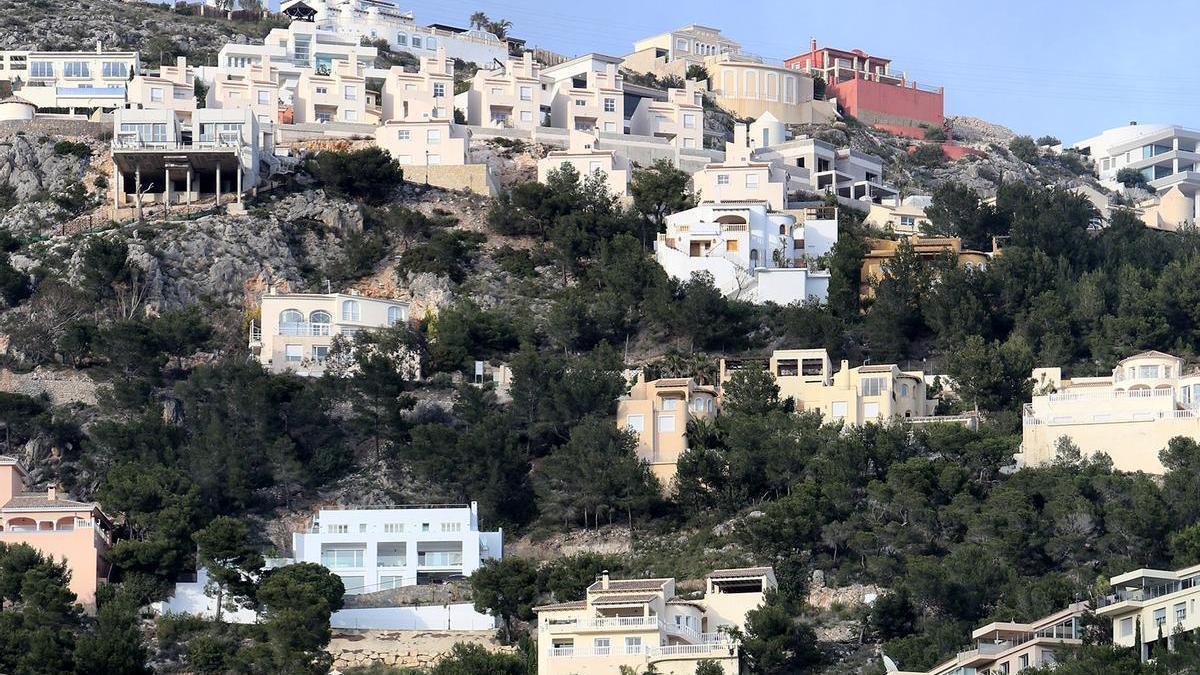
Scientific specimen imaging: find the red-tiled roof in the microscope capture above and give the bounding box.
[707,566,774,579]
[532,600,586,612]
[591,593,658,605]
[586,578,671,592]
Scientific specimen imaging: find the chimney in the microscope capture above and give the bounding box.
[96,40,102,54]
[47,486,57,501]
[600,570,610,589]
[810,37,817,53]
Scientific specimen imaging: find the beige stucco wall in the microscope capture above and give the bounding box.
[401,164,497,197]
[705,56,815,125]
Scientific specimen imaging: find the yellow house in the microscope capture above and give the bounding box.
[720,348,940,424]
[864,196,933,235]
[617,376,718,489]
[534,567,774,675]
[860,236,990,299]
[1019,350,1200,474]
[1098,563,1200,661]
[895,602,1087,675]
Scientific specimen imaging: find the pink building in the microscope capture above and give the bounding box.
[785,40,944,140]
[0,455,113,609]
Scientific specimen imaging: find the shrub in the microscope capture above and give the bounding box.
[910,143,945,167]
[1116,167,1151,190]
[1036,135,1061,147]
[307,147,403,205]
[1008,135,1039,163]
[53,140,92,159]
[923,125,947,142]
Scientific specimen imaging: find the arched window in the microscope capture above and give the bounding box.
[55,516,75,531]
[388,306,404,326]
[901,383,909,396]
[310,310,331,325]
[749,249,759,267]
[342,300,360,322]
[280,309,303,325]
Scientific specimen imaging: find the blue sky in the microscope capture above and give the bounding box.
[389,0,1200,142]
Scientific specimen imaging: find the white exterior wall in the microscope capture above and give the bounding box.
[290,502,501,596]
[0,46,138,111]
[255,291,410,376]
[380,47,454,122]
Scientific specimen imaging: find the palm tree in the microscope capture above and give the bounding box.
[469,11,489,31]
[487,18,513,40]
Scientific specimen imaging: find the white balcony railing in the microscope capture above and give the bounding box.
[1045,388,1174,402]
[376,555,406,567]
[278,322,332,337]
[418,552,463,567]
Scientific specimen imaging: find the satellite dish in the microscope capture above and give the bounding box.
[882,654,899,673]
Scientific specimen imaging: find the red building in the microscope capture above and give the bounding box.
[785,39,943,140]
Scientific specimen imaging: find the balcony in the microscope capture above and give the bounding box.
[417,551,463,568]
[376,555,406,567]
[278,321,332,337]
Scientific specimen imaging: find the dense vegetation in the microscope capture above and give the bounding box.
[5,139,1200,673]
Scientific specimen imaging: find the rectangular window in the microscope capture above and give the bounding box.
[657,415,676,433]
[863,402,880,418]
[102,61,128,78]
[1155,607,1167,629]
[861,377,886,397]
[343,85,356,100]
[726,239,739,252]
[30,61,53,78]
[603,122,616,132]
[395,155,412,164]
[802,359,824,376]
[427,129,441,143]
[339,575,365,593]
[427,154,441,165]
[661,398,678,411]
[589,161,602,173]
[1120,617,1133,636]
[575,98,587,107]
[421,523,430,532]
[1139,365,1160,378]
[150,88,164,103]
[412,36,422,49]
[397,129,411,141]
[344,110,358,122]
[625,414,645,433]
[776,359,799,377]
[379,575,404,589]
[396,33,408,46]
[683,113,696,129]
[1176,602,1187,623]
[441,522,462,533]
[593,638,610,656]
[285,345,303,363]
[383,523,404,533]
[716,174,730,185]
[64,61,90,78]
[625,637,642,655]
[831,401,848,419]
[321,548,364,568]
[312,345,329,363]
[603,97,616,112]
[683,138,696,148]
[327,524,349,534]
[315,86,328,95]
[519,85,532,101]
[746,174,760,188]
[257,90,270,105]
[520,110,533,122]
[433,82,445,98]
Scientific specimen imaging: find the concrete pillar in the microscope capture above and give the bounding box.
[236,165,242,204]
[112,169,120,209]
[215,165,222,205]
[134,167,141,212]
[186,168,192,207]
[164,168,171,211]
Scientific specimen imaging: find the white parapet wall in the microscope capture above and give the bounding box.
[333,604,497,631]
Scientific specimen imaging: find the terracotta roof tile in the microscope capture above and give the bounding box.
[532,600,586,612]
[591,593,658,605]
[586,578,671,592]
[707,566,774,579]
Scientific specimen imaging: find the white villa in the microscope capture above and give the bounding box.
[250,289,411,377]
[0,43,139,113]
[655,201,837,304]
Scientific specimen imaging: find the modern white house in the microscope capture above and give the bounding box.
[250,289,412,377]
[0,43,139,113]
[289,502,503,594]
[1073,123,1200,229]
[280,0,512,67]
[655,201,837,304]
[541,54,625,134]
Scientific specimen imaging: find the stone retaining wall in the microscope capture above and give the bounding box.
[0,117,111,140]
[401,164,497,197]
[329,630,514,671]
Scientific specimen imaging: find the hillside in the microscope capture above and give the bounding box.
[0,4,1194,675]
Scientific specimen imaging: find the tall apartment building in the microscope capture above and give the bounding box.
[280,0,513,67]
[785,39,945,139]
[0,43,139,113]
[111,107,274,211]
[0,455,113,610]
[896,603,1087,674]
[617,376,717,488]
[542,54,625,134]
[1099,563,1200,661]
[380,46,454,122]
[721,349,938,424]
[624,24,741,79]
[294,56,369,124]
[1019,350,1200,474]
[535,567,774,675]
[537,130,632,201]
[127,57,197,123]
[655,201,837,304]
[457,52,546,131]
[288,502,502,595]
[1073,123,1200,230]
[250,289,411,377]
[628,79,706,150]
